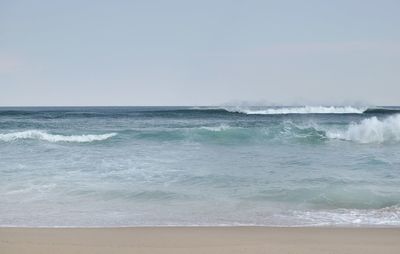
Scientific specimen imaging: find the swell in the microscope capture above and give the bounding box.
[121,124,325,144]
[363,107,400,114]
[128,115,400,144]
[1,115,399,144]
[1,106,400,118]
[0,130,117,143]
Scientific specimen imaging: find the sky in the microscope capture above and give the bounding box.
[1,0,399,106]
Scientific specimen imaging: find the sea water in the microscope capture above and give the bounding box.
[1,106,400,227]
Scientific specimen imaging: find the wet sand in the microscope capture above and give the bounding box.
[1,227,400,254]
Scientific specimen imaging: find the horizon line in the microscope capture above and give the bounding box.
[0,105,396,108]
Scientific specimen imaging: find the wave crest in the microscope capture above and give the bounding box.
[225,106,365,115]
[327,114,400,143]
[0,130,117,143]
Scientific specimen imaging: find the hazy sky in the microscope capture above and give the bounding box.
[1,0,399,106]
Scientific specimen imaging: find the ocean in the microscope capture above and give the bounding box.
[1,106,400,227]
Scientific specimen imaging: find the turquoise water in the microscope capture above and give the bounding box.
[1,106,400,226]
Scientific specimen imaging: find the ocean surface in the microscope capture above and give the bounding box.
[1,106,400,227]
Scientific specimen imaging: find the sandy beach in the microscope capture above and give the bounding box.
[1,227,399,254]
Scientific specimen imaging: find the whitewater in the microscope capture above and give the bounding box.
[1,106,400,227]
[224,105,366,114]
[0,130,117,142]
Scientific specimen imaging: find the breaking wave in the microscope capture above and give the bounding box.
[2,115,399,145]
[194,115,400,144]
[224,106,366,115]
[0,130,117,143]
[326,114,400,143]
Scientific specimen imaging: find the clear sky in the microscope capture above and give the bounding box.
[1,0,399,106]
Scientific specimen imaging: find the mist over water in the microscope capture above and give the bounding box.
[1,106,400,226]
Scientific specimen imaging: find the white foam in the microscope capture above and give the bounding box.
[327,114,400,143]
[291,206,400,226]
[200,124,231,132]
[0,130,117,143]
[226,106,365,115]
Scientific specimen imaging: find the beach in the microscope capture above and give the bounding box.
[2,0,400,252]
[1,227,399,254]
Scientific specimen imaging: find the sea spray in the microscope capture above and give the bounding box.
[326,114,400,143]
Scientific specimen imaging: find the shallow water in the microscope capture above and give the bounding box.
[0,106,399,226]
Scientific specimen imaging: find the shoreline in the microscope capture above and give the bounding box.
[1,227,399,254]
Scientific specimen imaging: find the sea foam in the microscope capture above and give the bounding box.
[200,124,232,132]
[327,114,400,143]
[0,130,117,143]
[226,106,365,115]
[292,205,400,226]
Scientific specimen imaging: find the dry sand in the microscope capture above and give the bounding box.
[1,227,399,254]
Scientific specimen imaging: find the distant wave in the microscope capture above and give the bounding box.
[362,108,400,114]
[224,106,366,115]
[326,114,400,143]
[1,106,400,117]
[0,130,117,143]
